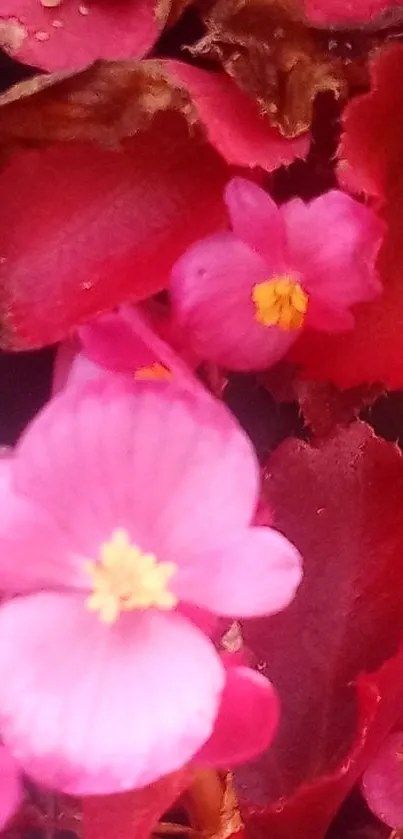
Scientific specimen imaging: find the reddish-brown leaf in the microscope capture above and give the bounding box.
[0,58,308,167]
[301,0,403,24]
[296,381,382,437]
[234,422,403,838]
[194,0,347,138]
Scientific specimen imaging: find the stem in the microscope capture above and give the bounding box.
[153,824,199,837]
[182,771,243,839]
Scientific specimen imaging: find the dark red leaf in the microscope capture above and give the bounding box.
[337,43,403,201]
[234,422,403,839]
[296,381,381,437]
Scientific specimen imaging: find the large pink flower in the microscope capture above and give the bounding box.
[0,380,301,795]
[170,178,384,372]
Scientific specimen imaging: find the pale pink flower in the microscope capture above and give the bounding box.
[0,380,301,795]
[170,178,384,371]
[362,731,403,828]
[0,746,22,829]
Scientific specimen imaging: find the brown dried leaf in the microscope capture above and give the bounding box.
[0,53,308,175]
[194,0,348,137]
[0,59,191,153]
[157,0,194,26]
[183,771,244,839]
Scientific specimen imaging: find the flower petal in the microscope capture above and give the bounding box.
[0,746,22,829]
[173,527,302,617]
[195,665,279,767]
[54,348,111,394]
[0,592,224,795]
[13,379,259,569]
[225,178,287,266]
[171,233,296,371]
[0,458,86,593]
[304,300,355,333]
[79,306,201,394]
[79,309,156,373]
[0,0,162,72]
[166,64,310,171]
[282,192,384,312]
[361,731,403,829]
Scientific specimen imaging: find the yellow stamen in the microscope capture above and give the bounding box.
[85,528,178,624]
[252,276,308,330]
[134,362,172,382]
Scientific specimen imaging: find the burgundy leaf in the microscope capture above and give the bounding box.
[235,422,403,839]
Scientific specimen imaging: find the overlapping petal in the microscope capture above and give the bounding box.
[174,528,302,618]
[0,592,224,794]
[196,664,280,767]
[282,192,383,311]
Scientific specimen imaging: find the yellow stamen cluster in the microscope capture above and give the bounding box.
[252,276,308,330]
[85,529,177,624]
[134,363,172,382]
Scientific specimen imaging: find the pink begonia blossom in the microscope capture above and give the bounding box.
[0,746,22,829]
[0,379,301,795]
[361,731,403,828]
[170,178,384,372]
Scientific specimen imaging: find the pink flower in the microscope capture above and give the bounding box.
[170,178,384,372]
[361,731,403,828]
[0,380,301,795]
[53,305,202,398]
[0,746,22,829]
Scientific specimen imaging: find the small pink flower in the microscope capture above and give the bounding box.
[53,305,199,394]
[0,746,22,829]
[0,380,301,795]
[171,178,384,372]
[362,731,403,828]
